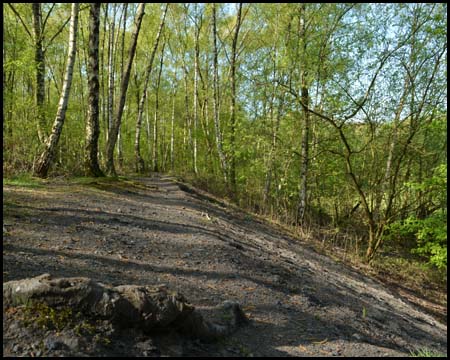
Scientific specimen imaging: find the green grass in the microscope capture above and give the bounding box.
[3,173,45,188]
[410,348,446,357]
[3,173,131,189]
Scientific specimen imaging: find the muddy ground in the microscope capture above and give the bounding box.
[3,174,447,357]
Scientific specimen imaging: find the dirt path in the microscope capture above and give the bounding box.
[3,174,447,357]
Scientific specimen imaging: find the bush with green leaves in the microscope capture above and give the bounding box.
[385,165,447,270]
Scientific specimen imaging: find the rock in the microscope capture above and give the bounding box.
[44,337,67,351]
[3,274,248,342]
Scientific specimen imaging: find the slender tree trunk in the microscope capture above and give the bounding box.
[101,4,108,146]
[297,4,310,224]
[120,4,128,82]
[146,97,152,164]
[105,3,145,176]
[212,3,227,183]
[170,83,176,171]
[298,84,310,223]
[117,4,128,170]
[192,4,202,175]
[106,4,116,144]
[264,92,285,210]
[263,14,287,210]
[34,3,79,178]
[183,62,192,172]
[152,41,166,172]
[85,3,104,177]
[263,48,278,209]
[229,3,243,196]
[32,3,47,145]
[135,3,168,173]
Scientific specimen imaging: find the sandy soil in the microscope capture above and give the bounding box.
[3,174,447,357]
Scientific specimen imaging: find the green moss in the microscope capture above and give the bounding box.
[93,333,111,346]
[21,301,73,331]
[74,318,96,336]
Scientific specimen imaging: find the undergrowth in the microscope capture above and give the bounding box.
[410,347,447,357]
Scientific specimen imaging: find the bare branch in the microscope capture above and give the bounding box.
[41,3,56,34]
[7,3,32,38]
[44,14,72,53]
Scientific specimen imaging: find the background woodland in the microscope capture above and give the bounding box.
[3,3,447,274]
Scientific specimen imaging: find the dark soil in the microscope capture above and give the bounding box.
[3,174,447,357]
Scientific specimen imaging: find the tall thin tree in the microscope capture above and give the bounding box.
[192,3,202,175]
[135,3,168,173]
[85,3,104,177]
[152,39,166,172]
[32,3,47,144]
[229,3,243,196]
[105,3,146,176]
[34,3,79,178]
[212,3,228,183]
[297,4,310,224]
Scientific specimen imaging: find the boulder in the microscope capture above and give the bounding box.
[3,274,248,341]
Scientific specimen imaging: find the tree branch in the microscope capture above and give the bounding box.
[7,3,32,38]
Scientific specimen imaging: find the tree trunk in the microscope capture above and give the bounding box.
[183,62,192,172]
[212,3,227,183]
[297,4,310,224]
[170,84,176,171]
[117,4,128,170]
[193,3,201,176]
[85,3,104,177]
[100,4,108,147]
[263,14,287,210]
[34,3,79,178]
[152,41,166,172]
[263,92,285,210]
[106,4,116,145]
[32,3,47,145]
[298,86,310,223]
[135,3,168,173]
[229,3,243,197]
[105,3,145,176]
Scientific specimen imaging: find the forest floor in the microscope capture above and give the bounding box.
[3,173,447,357]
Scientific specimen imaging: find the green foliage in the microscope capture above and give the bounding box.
[385,164,447,270]
[409,211,447,270]
[2,3,447,270]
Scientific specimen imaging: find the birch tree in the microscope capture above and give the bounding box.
[34,3,79,178]
[297,4,310,224]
